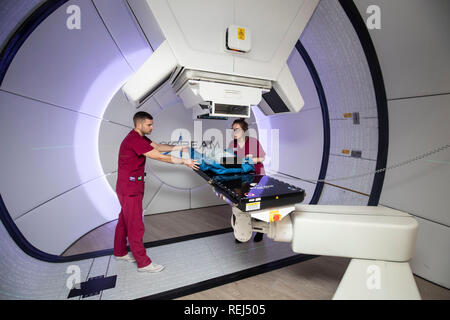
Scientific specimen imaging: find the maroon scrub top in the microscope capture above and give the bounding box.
[229,137,266,175]
[116,130,154,196]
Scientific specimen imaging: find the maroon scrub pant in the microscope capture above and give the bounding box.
[113,193,151,268]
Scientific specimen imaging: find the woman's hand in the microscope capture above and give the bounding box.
[246,154,264,164]
[246,154,255,163]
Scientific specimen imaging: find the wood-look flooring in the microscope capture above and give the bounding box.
[62,205,232,256]
[177,256,450,300]
[61,205,450,300]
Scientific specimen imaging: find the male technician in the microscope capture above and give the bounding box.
[114,111,199,272]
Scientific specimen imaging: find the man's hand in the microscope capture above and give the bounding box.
[144,149,199,170]
[151,142,190,153]
[183,158,200,170]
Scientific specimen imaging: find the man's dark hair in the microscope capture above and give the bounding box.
[232,118,249,132]
[133,111,153,126]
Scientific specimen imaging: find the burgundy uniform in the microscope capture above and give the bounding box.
[229,136,266,175]
[114,130,153,268]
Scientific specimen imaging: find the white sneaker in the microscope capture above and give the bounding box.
[115,253,136,263]
[138,262,165,273]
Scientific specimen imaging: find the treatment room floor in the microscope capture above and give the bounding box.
[62,205,232,256]
[59,205,450,300]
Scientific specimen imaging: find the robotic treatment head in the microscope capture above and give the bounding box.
[122,0,319,119]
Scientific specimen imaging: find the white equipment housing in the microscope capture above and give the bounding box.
[122,0,320,119]
[231,204,421,300]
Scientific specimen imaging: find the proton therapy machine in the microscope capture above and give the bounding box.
[194,158,420,300]
[122,0,421,299]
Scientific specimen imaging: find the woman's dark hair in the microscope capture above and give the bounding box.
[232,118,249,132]
[133,111,153,126]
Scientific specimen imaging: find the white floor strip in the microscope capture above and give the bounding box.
[0,219,298,300]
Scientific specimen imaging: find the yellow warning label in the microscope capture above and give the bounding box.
[246,201,260,211]
[343,113,353,118]
[237,27,245,40]
[342,149,350,155]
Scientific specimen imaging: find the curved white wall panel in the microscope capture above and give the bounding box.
[105,172,119,197]
[380,94,450,227]
[355,0,450,100]
[145,184,190,215]
[0,0,140,253]
[268,110,323,180]
[1,0,131,116]
[269,110,324,178]
[102,89,138,128]
[92,0,153,72]
[300,0,378,199]
[98,120,131,174]
[0,91,99,219]
[14,176,118,255]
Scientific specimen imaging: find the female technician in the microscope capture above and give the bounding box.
[228,118,266,242]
